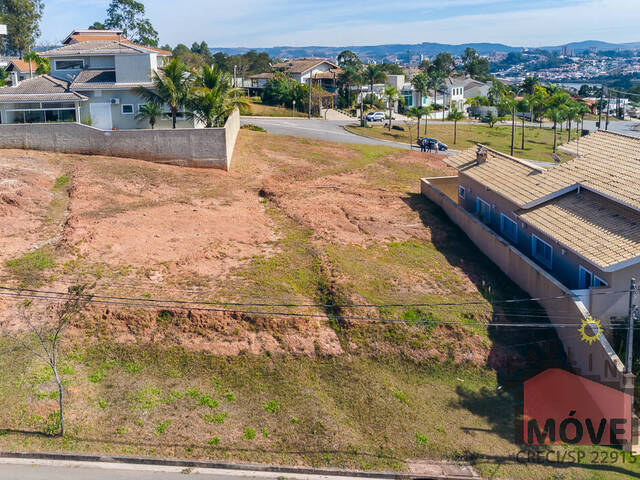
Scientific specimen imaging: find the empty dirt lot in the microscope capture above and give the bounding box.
[1,131,617,480]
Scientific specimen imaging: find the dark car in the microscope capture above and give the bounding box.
[418,137,448,151]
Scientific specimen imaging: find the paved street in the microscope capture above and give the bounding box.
[240,117,413,149]
[240,117,640,153]
[0,459,390,480]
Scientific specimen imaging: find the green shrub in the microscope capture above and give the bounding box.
[123,361,143,374]
[263,400,280,413]
[208,436,221,446]
[261,427,269,438]
[203,412,227,424]
[244,427,256,440]
[186,386,201,398]
[155,420,171,435]
[415,433,428,445]
[98,398,108,409]
[198,395,219,409]
[225,392,235,402]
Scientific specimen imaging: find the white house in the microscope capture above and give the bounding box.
[0,29,197,129]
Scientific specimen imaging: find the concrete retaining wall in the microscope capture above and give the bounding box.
[421,177,632,393]
[0,108,240,170]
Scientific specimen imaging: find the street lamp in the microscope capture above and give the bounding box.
[292,100,296,118]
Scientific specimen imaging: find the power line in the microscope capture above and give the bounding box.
[0,285,629,311]
[0,289,633,330]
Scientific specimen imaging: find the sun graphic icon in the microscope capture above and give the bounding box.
[578,317,603,345]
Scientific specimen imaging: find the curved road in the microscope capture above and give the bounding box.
[240,117,640,148]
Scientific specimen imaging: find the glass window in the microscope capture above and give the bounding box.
[458,186,465,199]
[500,214,518,242]
[476,198,491,224]
[55,59,84,70]
[593,276,608,287]
[532,235,553,268]
[121,104,134,114]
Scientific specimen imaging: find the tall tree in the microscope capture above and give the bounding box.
[103,0,159,46]
[383,85,402,131]
[432,52,455,76]
[337,50,362,70]
[411,72,429,107]
[516,98,530,150]
[461,47,490,79]
[0,0,44,57]
[337,65,362,108]
[447,107,464,145]
[362,64,386,103]
[135,58,193,128]
[521,76,539,96]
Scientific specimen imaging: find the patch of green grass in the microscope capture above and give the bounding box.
[264,400,280,413]
[208,436,221,446]
[225,392,236,402]
[198,395,219,409]
[53,175,70,191]
[391,389,410,405]
[243,427,256,440]
[203,412,228,424]
[346,124,574,163]
[5,248,55,287]
[415,433,428,445]
[155,419,171,435]
[123,361,143,374]
[135,386,163,412]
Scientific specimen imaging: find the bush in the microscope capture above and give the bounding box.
[208,436,221,446]
[263,400,280,413]
[241,124,266,132]
[244,427,256,440]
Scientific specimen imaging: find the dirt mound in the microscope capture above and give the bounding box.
[78,307,343,356]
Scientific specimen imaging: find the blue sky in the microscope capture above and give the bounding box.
[40,0,640,48]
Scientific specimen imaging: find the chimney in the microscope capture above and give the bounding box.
[476,146,488,164]
[10,71,19,87]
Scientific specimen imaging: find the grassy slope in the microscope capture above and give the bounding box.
[0,134,637,479]
[346,123,576,162]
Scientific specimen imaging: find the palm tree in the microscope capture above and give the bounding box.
[338,65,362,107]
[362,65,386,106]
[411,72,429,107]
[516,98,530,150]
[521,76,539,96]
[407,106,425,140]
[135,102,163,129]
[576,102,589,137]
[383,85,402,131]
[188,65,249,127]
[547,107,565,153]
[488,80,508,106]
[429,71,445,112]
[422,105,433,135]
[135,58,194,129]
[564,101,580,143]
[447,107,464,144]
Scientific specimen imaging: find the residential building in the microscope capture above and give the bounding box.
[247,59,342,93]
[422,130,640,322]
[6,60,39,85]
[0,29,196,129]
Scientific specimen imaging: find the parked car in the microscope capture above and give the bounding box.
[366,111,386,122]
[419,137,448,151]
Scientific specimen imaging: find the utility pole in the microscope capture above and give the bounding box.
[308,76,312,119]
[598,85,604,129]
[626,278,637,374]
[605,87,611,131]
[233,65,237,88]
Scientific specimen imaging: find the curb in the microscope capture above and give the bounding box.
[0,451,478,479]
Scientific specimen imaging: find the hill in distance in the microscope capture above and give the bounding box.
[211,40,640,60]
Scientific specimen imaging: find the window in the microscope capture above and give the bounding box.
[578,266,593,289]
[458,186,466,199]
[579,266,608,288]
[532,235,553,268]
[476,198,491,224]
[55,59,84,70]
[593,276,608,287]
[500,214,518,242]
[121,104,134,115]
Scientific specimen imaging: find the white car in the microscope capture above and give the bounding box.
[366,111,386,122]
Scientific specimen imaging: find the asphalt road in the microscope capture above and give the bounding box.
[240,117,640,149]
[0,461,384,480]
[240,118,413,149]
